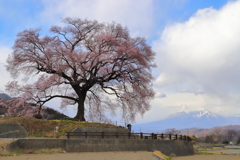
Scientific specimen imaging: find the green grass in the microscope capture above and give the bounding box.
[196,151,214,155]
[0,150,23,156]
[0,149,65,156]
[32,149,65,154]
[34,133,42,137]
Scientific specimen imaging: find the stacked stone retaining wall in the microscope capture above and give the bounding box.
[7,139,194,156]
[0,124,28,138]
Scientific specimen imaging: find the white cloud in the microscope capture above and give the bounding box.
[151,0,240,117]
[177,88,205,95]
[0,46,9,64]
[40,0,154,38]
[155,91,166,98]
[155,0,240,90]
[178,104,189,112]
[0,46,11,92]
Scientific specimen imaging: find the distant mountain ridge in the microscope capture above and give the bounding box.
[132,110,240,133]
[0,93,12,100]
[179,125,240,138]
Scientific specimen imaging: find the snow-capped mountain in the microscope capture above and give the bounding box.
[188,110,220,118]
[166,110,222,119]
[132,110,240,133]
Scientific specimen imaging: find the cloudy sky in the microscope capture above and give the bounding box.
[1,0,240,124]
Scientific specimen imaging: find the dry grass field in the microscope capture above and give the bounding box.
[0,116,121,138]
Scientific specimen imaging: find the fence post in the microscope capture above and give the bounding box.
[151,133,154,139]
[67,132,70,139]
[128,132,131,139]
[161,133,163,140]
[169,134,172,140]
[175,134,178,140]
[180,135,182,140]
[102,132,104,139]
[85,132,87,139]
[140,132,143,139]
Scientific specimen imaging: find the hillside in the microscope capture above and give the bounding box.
[0,93,12,100]
[0,93,67,120]
[0,116,122,138]
[179,125,240,138]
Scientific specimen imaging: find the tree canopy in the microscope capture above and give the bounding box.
[6,18,156,122]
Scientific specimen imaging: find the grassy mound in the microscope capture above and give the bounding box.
[0,116,122,138]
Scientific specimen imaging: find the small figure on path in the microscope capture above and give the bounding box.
[127,124,132,132]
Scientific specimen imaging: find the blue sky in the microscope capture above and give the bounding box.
[0,0,231,46]
[1,0,240,125]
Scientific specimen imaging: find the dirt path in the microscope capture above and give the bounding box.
[172,155,240,160]
[0,152,158,160]
[2,153,240,160]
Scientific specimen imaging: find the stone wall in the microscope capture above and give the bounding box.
[7,139,194,156]
[7,139,66,151]
[0,124,28,138]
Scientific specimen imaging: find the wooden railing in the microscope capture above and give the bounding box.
[65,132,191,141]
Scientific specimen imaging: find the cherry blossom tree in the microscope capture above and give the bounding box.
[0,98,40,117]
[6,18,156,121]
[0,98,65,119]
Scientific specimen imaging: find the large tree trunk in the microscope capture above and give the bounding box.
[74,100,86,121]
[74,92,86,121]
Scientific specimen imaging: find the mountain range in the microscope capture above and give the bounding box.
[179,125,240,138]
[132,110,240,133]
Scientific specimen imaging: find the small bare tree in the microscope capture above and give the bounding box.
[227,130,237,141]
[212,128,222,143]
[164,128,180,135]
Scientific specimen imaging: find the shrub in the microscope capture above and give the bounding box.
[34,133,42,137]
[34,113,43,119]
[222,140,229,144]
